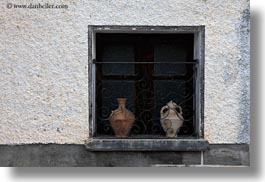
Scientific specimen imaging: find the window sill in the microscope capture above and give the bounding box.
[85,138,209,151]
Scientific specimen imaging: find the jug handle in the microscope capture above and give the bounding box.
[160,105,169,118]
[175,105,183,115]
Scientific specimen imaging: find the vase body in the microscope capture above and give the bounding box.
[160,100,184,137]
[109,98,135,138]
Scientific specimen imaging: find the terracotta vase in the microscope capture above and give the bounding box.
[160,100,184,137]
[109,98,135,138]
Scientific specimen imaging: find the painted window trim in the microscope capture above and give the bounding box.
[87,25,208,151]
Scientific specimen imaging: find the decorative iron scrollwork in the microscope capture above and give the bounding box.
[95,62,197,138]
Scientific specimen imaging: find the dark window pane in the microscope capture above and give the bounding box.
[154,44,187,75]
[95,33,196,138]
[101,43,135,75]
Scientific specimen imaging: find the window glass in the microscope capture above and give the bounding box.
[95,33,196,138]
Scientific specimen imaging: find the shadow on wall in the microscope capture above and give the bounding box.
[10,11,261,179]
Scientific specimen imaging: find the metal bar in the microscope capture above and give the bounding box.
[93,62,197,64]
[102,75,189,80]
[94,135,197,139]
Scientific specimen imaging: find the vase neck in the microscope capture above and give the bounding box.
[117,98,127,109]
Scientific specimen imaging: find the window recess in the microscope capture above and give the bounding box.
[87,26,208,151]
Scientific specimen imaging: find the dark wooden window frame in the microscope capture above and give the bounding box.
[87,25,208,151]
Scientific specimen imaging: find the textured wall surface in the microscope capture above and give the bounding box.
[0,0,250,144]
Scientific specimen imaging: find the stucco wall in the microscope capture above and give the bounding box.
[0,0,250,144]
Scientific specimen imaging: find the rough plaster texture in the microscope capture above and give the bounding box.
[0,0,250,144]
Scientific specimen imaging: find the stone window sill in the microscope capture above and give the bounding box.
[85,139,209,151]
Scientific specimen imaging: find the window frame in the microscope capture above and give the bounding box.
[87,25,208,151]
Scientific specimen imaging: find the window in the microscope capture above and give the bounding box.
[87,26,208,151]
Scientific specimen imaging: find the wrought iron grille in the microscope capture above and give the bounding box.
[94,33,198,138]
